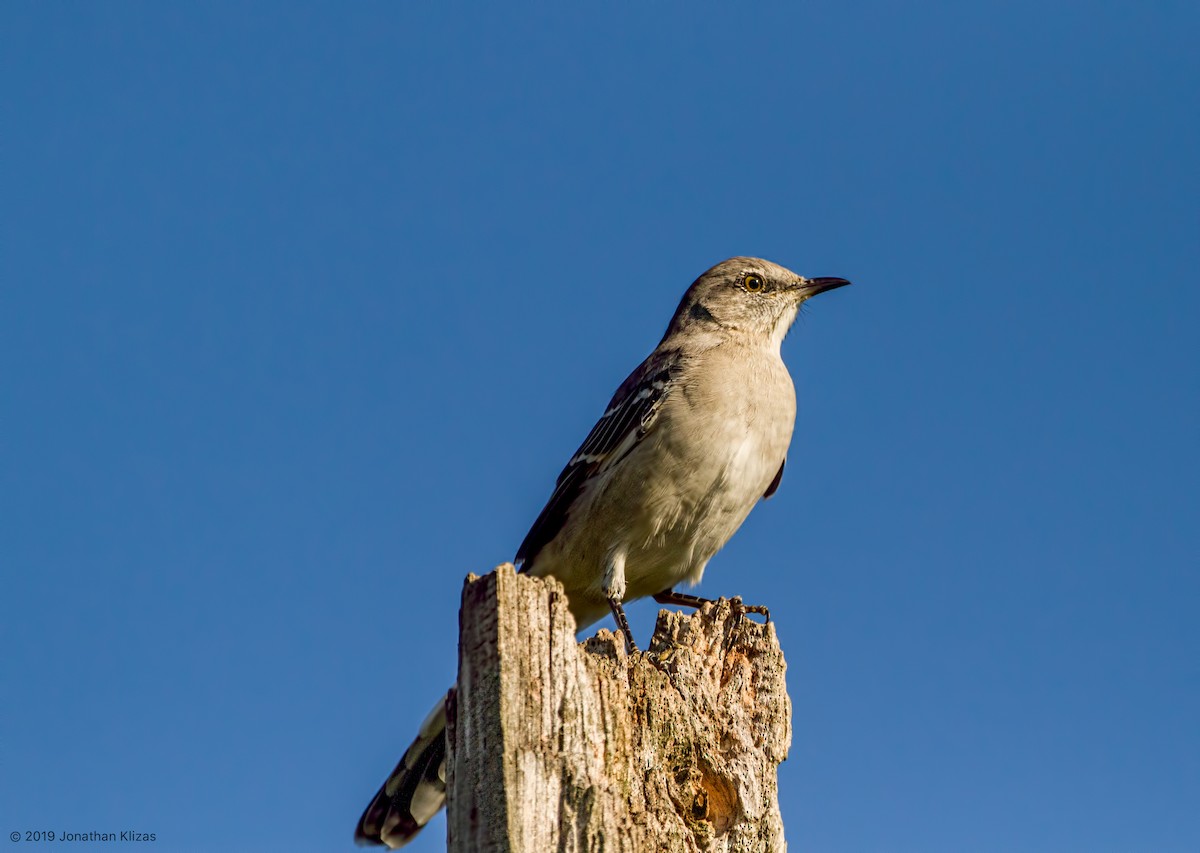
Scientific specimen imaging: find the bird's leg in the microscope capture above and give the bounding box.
[652,588,713,609]
[607,597,640,654]
[653,587,770,623]
[604,551,640,654]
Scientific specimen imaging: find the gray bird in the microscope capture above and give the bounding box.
[355,256,850,848]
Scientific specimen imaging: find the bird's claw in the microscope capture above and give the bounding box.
[644,645,682,690]
[729,595,771,624]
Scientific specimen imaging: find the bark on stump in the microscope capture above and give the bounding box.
[446,564,792,853]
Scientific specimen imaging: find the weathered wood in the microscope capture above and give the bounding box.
[445,564,792,853]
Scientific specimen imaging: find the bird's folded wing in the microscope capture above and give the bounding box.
[516,349,680,569]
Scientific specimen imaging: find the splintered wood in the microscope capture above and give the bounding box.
[446,564,792,853]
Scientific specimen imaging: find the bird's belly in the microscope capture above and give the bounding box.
[538,440,777,628]
[618,420,783,593]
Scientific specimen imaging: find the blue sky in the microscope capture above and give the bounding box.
[3,3,1197,851]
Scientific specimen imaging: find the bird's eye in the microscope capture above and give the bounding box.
[744,274,765,293]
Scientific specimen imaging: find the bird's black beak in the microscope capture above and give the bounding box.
[798,276,852,297]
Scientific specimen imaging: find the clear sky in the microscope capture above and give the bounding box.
[3,3,1197,851]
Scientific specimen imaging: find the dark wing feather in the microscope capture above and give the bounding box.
[763,458,785,499]
[514,462,596,573]
[516,350,679,570]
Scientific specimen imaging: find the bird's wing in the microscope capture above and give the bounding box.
[763,458,785,498]
[516,349,680,570]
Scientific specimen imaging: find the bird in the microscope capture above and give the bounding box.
[354,256,850,848]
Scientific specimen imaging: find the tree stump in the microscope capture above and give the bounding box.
[445,564,792,852]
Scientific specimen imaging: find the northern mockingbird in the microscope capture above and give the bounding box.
[355,256,850,848]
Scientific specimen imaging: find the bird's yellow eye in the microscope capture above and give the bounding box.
[744,274,765,293]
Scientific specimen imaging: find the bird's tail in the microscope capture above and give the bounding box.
[354,693,449,848]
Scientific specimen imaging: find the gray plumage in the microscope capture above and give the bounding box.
[355,256,850,848]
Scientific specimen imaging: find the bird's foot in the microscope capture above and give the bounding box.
[644,646,684,691]
[606,595,685,688]
[729,595,771,624]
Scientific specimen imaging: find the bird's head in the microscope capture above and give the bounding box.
[665,257,850,350]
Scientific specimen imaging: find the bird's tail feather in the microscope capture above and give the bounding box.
[354,694,449,848]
